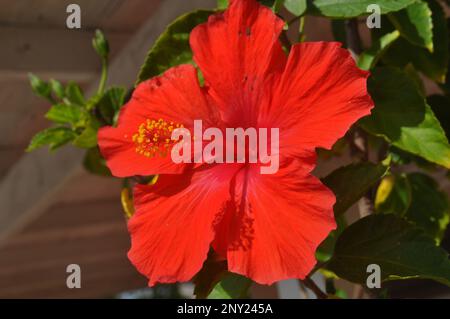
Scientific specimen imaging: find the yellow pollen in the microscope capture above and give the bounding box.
[131,118,182,158]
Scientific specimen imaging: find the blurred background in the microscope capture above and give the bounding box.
[0,0,449,298]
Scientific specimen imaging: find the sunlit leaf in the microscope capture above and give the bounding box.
[308,0,417,18]
[388,0,433,51]
[28,73,52,101]
[284,0,307,16]
[92,29,109,59]
[73,118,100,149]
[27,127,76,152]
[45,104,83,126]
[49,79,65,99]
[361,67,450,168]
[381,0,448,83]
[65,81,86,106]
[358,30,400,70]
[217,0,228,9]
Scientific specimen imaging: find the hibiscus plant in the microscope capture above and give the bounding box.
[27,0,450,299]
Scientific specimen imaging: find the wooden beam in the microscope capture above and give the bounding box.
[0,259,144,298]
[0,0,216,244]
[0,0,160,32]
[0,26,130,82]
[0,147,85,243]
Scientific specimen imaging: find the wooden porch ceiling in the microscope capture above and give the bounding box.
[0,0,215,298]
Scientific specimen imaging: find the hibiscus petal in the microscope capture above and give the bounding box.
[128,164,241,286]
[190,0,286,125]
[97,125,187,177]
[98,64,220,177]
[265,42,373,156]
[213,160,336,285]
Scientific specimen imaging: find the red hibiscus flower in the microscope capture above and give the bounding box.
[98,0,373,286]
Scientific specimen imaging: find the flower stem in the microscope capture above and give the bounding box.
[286,15,306,42]
[298,16,306,42]
[97,58,108,95]
[300,277,328,299]
[280,31,292,50]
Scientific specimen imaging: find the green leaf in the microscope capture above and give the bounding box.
[73,126,98,149]
[388,1,433,51]
[404,64,426,96]
[316,215,347,262]
[358,30,400,70]
[360,67,450,168]
[217,0,282,10]
[83,147,111,177]
[375,174,411,216]
[92,29,109,59]
[28,73,52,101]
[405,173,450,243]
[207,273,252,299]
[284,0,307,16]
[308,0,417,18]
[27,127,76,152]
[136,10,214,85]
[85,93,102,111]
[49,79,65,99]
[381,0,448,83]
[322,162,388,216]
[217,0,228,9]
[387,145,437,169]
[272,0,285,12]
[427,94,450,140]
[73,118,100,149]
[97,87,126,126]
[327,214,450,287]
[45,104,83,125]
[193,257,228,299]
[65,82,86,106]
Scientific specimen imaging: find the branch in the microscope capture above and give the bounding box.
[279,31,292,50]
[345,19,363,56]
[301,278,328,299]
